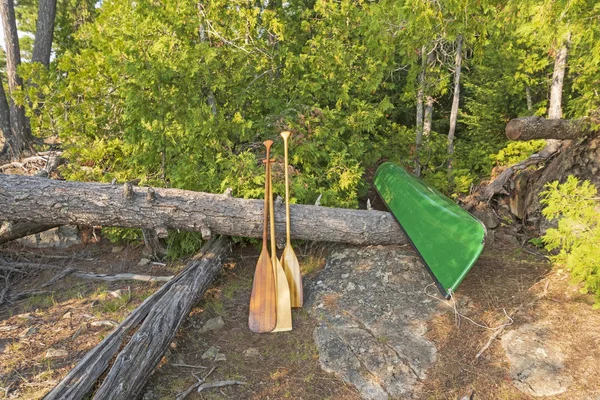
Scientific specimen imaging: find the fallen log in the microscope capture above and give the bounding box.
[92,236,230,400]
[0,261,174,283]
[44,236,230,400]
[0,174,407,246]
[1,151,64,244]
[506,116,599,141]
[0,221,59,245]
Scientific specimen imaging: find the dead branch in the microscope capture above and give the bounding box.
[45,237,230,400]
[0,261,173,283]
[197,380,246,392]
[91,237,230,400]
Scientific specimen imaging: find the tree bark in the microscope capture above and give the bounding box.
[32,0,57,67]
[91,236,229,400]
[548,32,571,120]
[0,81,15,157]
[0,0,33,158]
[0,174,408,246]
[414,46,426,177]
[423,96,433,137]
[525,85,533,112]
[44,237,230,400]
[447,34,463,166]
[506,116,599,141]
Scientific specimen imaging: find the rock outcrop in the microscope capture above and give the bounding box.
[307,245,442,399]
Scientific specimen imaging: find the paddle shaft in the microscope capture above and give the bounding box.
[281,132,292,246]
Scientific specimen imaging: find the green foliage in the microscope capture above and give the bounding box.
[166,231,204,261]
[8,0,600,258]
[101,227,142,244]
[541,176,600,307]
[491,140,546,166]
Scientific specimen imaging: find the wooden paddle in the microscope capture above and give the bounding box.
[248,141,277,333]
[266,155,292,332]
[279,131,303,308]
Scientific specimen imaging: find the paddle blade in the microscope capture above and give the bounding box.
[271,257,292,332]
[281,245,303,308]
[249,249,277,333]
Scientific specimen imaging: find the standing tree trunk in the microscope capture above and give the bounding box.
[423,95,433,136]
[414,46,426,177]
[548,32,571,120]
[0,81,15,156]
[32,0,57,67]
[447,34,463,169]
[525,85,533,112]
[0,0,33,159]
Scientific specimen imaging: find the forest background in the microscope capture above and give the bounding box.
[1,0,599,247]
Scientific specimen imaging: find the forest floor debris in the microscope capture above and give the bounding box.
[0,230,599,399]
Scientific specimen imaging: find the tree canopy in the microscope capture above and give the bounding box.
[1,0,599,205]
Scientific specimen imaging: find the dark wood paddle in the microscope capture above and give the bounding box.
[248,140,277,333]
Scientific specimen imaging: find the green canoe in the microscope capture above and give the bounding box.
[374,162,486,298]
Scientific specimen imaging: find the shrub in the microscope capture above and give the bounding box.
[541,176,600,307]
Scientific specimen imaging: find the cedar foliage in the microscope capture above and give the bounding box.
[1,0,600,266]
[541,176,600,307]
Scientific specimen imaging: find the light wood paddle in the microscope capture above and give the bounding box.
[266,155,292,332]
[279,131,303,308]
[248,141,277,333]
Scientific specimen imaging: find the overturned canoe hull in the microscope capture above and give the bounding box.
[374,162,486,298]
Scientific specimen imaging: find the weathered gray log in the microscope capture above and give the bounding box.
[0,221,59,244]
[506,116,599,141]
[0,261,173,283]
[0,174,407,246]
[44,237,230,400]
[0,151,63,244]
[91,236,230,400]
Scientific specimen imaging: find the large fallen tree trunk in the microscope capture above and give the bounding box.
[506,116,599,141]
[44,236,230,400]
[0,174,407,246]
[1,151,64,244]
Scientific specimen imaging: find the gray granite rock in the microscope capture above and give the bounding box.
[502,321,573,397]
[200,316,225,333]
[307,245,442,399]
[18,225,81,248]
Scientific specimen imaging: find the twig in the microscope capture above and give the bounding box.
[197,380,246,393]
[42,267,76,288]
[475,281,549,360]
[0,265,27,274]
[175,366,216,400]
[0,274,11,305]
[171,363,207,369]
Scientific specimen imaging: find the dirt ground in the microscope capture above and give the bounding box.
[0,230,599,399]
